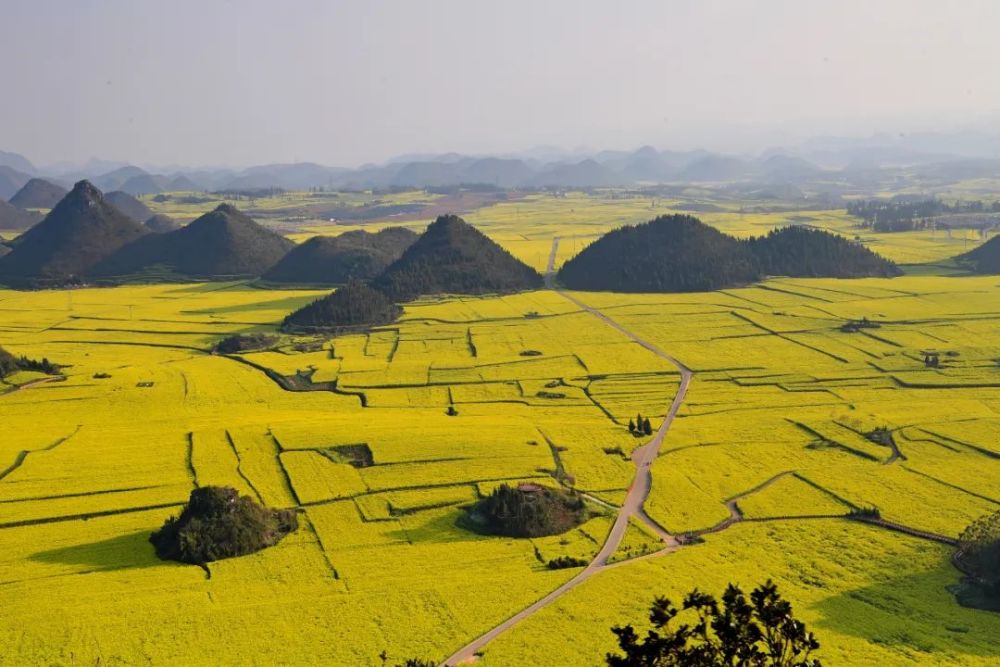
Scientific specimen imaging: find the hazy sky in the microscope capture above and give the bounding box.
[2,0,999,167]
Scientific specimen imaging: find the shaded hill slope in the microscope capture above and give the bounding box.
[104,191,153,223]
[558,215,761,292]
[144,214,180,233]
[0,198,42,230]
[747,226,901,277]
[264,227,418,284]
[92,204,293,279]
[9,178,68,209]
[958,235,1000,273]
[374,215,543,300]
[0,180,149,286]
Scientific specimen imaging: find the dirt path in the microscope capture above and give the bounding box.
[442,240,693,666]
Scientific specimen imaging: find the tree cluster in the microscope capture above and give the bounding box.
[150,486,298,564]
[846,198,1000,232]
[606,580,822,667]
[746,226,900,278]
[629,413,653,436]
[465,483,588,538]
[0,346,57,379]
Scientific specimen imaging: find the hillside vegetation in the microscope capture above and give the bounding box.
[150,486,298,564]
[93,203,293,280]
[282,281,402,331]
[264,227,418,284]
[0,198,42,230]
[958,235,1000,274]
[8,178,68,209]
[374,215,543,300]
[558,215,900,292]
[104,190,153,223]
[463,483,589,537]
[748,225,902,278]
[0,180,149,287]
[558,215,760,292]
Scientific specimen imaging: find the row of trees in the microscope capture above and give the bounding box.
[847,198,1000,232]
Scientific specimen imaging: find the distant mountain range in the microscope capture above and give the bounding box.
[9,130,1000,194]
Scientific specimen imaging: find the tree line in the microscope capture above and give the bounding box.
[846,198,1000,232]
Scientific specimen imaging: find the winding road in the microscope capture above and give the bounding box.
[442,239,693,665]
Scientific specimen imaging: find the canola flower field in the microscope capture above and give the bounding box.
[0,194,999,665]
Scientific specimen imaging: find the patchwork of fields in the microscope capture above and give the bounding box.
[1,213,999,664]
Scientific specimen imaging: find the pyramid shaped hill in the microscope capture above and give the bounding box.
[0,198,42,230]
[747,226,901,278]
[957,235,1000,274]
[0,180,149,287]
[9,178,68,209]
[263,227,418,284]
[92,203,294,280]
[144,214,180,233]
[557,215,761,292]
[104,191,153,223]
[373,215,543,300]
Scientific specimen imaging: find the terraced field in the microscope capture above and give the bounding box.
[0,210,998,664]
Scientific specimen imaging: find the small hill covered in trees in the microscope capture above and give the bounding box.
[747,225,901,278]
[92,204,293,280]
[0,345,58,379]
[0,180,149,287]
[0,198,42,230]
[104,190,153,223]
[150,486,298,564]
[558,215,902,292]
[9,178,68,209]
[263,227,418,284]
[463,483,589,537]
[373,215,543,300]
[558,215,760,292]
[282,281,402,332]
[143,214,180,233]
[958,235,1000,274]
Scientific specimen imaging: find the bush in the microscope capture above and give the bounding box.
[150,486,298,564]
[212,333,279,354]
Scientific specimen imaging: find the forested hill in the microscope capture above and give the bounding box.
[282,281,402,331]
[264,227,418,284]
[557,215,901,292]
[959,235,1000,274]
[373,215,543,300]
[557,215,760,292]
[747,226,901,278]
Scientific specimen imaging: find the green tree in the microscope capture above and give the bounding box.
[643,417,653,435]
[606,580,821,667]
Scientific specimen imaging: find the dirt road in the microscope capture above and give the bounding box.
[441,239,693,665]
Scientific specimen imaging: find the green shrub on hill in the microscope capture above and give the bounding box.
[150,486,298,564]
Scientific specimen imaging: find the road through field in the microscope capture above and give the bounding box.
[442,239,693,666]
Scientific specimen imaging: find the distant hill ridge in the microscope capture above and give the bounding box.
[264,227,418,284]
[0,198,42,230]
[373,214,543,300]
[104,191,153,223]
[9,178,68,209]
[557,215,900,292]
[0,180,149,287]
[92,203,294,280]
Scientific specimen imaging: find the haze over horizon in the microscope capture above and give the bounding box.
[3,0,1000,169]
